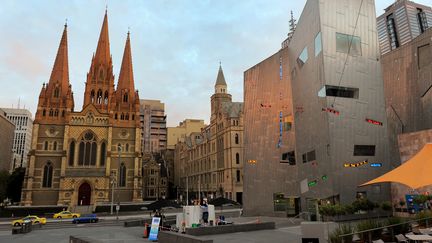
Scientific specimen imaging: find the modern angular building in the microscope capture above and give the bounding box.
[377,0,432,55]
[21,11,143,207]
[1,108,33,170]
[244,0,391,217]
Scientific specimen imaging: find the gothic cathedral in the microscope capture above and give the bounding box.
[21,11,143,207]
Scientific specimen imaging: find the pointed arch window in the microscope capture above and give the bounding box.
[100,142,106,166]
[119,163,126,187]
[235,133,239,144]
[54,109,59,117]
[61,110,65,117]
[68,141,75,166]
[125,143,129,152]
[236,153,240,164]
[42,109,46,116]
[97,90,103,104]
[125,113,129,120]
[78,132,97,166]
[53,141,57,151]
[123,93,128,103]
[54,87,60,98]
[49,109,53,117]
[120,113,124,120]
[132,114,135,120]
[42,161,53,188]
[90,90,95,103]
[104,91,109,105]
[115,113,118,120]
[44,141,49,150]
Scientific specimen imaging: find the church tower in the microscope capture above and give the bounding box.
[210,64,231,121]
[82,11,115,112]
[35,23,74,124]
[112,32,140,127]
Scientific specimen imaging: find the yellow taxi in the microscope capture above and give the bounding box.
[53,211,80,219]
[12,215,47,226]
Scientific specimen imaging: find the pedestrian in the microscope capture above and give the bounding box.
[201,199,209,225]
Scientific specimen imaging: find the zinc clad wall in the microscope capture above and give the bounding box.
[288,0,334,204]
[243,47,296,216]
[318,0,390,203]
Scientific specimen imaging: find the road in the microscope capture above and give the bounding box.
[0,208,241,232]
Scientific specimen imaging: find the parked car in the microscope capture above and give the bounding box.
[53,211,80,219]
[12,215,47,226]
[72,214,99,224]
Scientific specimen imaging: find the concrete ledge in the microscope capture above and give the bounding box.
[159,231,213,243]
[185,222,276,236]
[69,236,103,243]
[123,218,175,227]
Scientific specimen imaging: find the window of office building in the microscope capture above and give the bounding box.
[417,8,429,34]
[336,32,361,56]
[353,145,376,156]
[386,14,399,50]
[315,32,322,56]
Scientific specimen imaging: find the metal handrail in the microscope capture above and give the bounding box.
[338,216,432,242]
[288,211,310,224]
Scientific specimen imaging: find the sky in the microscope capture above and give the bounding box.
[0,0,430,126]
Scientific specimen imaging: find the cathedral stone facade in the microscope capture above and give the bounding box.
[21,12,143,207]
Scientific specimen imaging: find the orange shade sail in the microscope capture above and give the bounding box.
[360,143,432,189]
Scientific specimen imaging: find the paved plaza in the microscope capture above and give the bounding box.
[0,216,303,243]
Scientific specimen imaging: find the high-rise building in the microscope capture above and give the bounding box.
[175,65,244,203]
[140,99,167,154]
[380,1,432,209]
[167,119,206,150]
[244,0,390,217]
[21,11,143,207]
[0,109,15,171]
[377,0,432,55]
[1,108,33,170]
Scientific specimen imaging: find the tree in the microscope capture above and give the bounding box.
[0,170,10,203]
[6,167,25,203]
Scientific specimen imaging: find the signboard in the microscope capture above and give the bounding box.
[148,217,161,241]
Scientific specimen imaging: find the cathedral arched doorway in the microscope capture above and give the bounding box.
[78,182,91,205]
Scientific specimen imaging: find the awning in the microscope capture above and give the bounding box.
[360,143,432,189]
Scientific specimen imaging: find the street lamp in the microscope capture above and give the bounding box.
[157,163,161,200]
[111,144,121,215]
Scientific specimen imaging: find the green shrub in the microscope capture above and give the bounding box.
[352,199,377,212]
[413,195,429,205]
[415,211,432,226]
[356,220,383,241]
[386,217,409,235]
[381,201,392,211]
[329,224,353,243]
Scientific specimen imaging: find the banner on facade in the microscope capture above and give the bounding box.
[148,216,161,241]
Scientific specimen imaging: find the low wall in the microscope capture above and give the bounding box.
[159,231,213,243]
[185,222,275,236]
[69,236,103,243]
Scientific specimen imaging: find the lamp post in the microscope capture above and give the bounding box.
[157,163,161,200]
[111,145,121,215]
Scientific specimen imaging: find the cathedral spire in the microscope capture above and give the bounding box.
[48,24,69,91]
[117,31,135,93]
[94,10,111,67]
